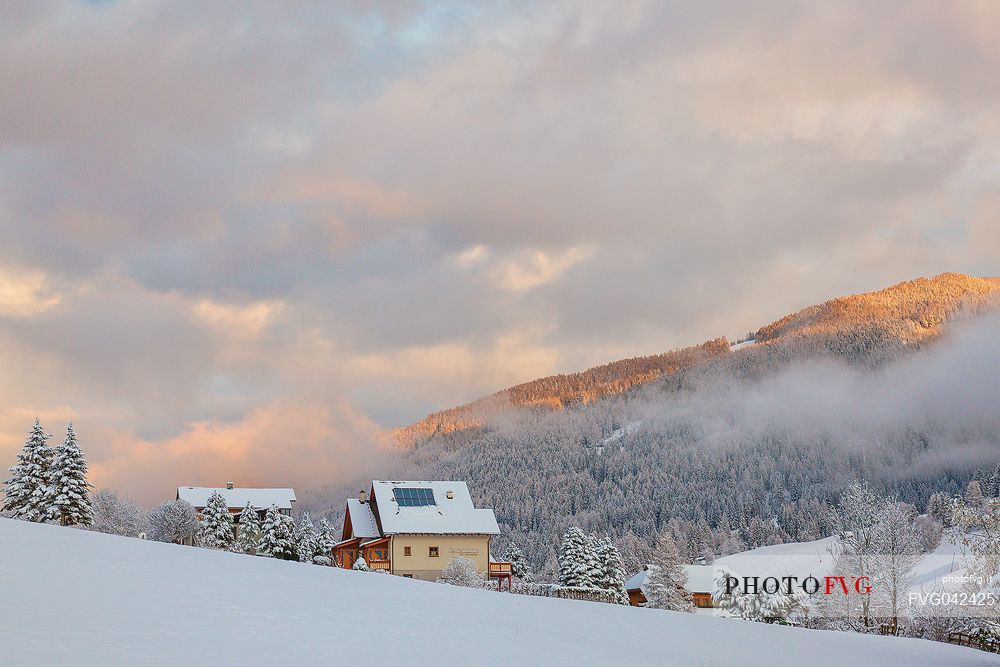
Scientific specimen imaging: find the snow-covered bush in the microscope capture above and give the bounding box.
[90,489,147,537]
[353,556,370,571]
[714,567,810,624]
[148,499,199,544]
[913,514,943,553]
[438,555,484,588]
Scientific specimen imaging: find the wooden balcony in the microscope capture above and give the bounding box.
[488,561,512,577]
[368,559,391,571]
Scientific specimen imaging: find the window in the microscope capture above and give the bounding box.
[429,546,439,557]
[393,487,436,506]
[403,546,412,556]
[402,574,413,579]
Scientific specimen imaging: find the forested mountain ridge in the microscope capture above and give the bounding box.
[393,273,1000,448]
[303,272,1000,575]
[754,272,1000,344]
[391,338,731,446]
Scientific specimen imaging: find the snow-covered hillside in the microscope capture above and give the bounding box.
[2,519,995,666]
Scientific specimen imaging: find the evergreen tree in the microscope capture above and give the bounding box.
[258,505,295,560]
[558,527,600,588]
[280,513,299,561]
[296,512,320,563]
[988,463,1000,498]
[503,541,533,582]
[2,419,55,522]
[235,502,260,554]
[316,518,336,557]
[926,492,949,524]
[643,533,693,611]
[47,424,94,526]
[593,537,628,604]
[966,480,985,509]
[198,490,235,549]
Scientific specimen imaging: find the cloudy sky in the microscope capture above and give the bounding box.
[1,1,998,501]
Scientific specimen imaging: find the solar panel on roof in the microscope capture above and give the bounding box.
[393,487,436,506]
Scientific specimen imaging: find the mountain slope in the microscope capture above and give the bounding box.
[1,518,993,666]
[394,273,1000,447]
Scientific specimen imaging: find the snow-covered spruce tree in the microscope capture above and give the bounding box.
[927,492,950,526]
[198,491,235,549]
[314,518,335,565]
[988,463,1000,498]
[258,505,296,560]
[438,555,484,587]
[296,512,320,563]
[966,480,986,509]
[593,537,628,604]
[148,499,199,544]
[503,541,533,582]
[280,513,299,561]
[558,527,600,588]
[3,419,56,522]
[643,533,693,612]
[235,503,260,554]
[90,488,146,537]
[47,423,94,526]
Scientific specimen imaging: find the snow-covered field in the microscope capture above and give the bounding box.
[2,519,996,666]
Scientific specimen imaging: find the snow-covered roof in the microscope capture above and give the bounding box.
[346,498,381,539]
[625,565,715,594]
[624,568,647,591]
[369,480,500,536]
[176,486,296,510]
[683,565,716,594]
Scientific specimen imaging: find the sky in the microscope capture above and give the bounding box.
[1,0,999,502]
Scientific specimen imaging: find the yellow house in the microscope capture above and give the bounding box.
[333,481,511,588]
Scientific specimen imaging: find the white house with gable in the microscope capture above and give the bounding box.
[176,482,296,523]
[332,480,512,588]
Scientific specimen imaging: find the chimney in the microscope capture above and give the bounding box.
[226,481,234,490]
[446,490,454,500]
[359,489,367,503]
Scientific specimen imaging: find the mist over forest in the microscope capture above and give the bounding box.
[301,309,1000,575]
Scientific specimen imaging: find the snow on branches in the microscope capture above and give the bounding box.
[199,491,235,549]
[3,420,94,526]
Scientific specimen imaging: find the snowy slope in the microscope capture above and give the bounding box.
[2,520,996,667]
[716,536,839,580]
